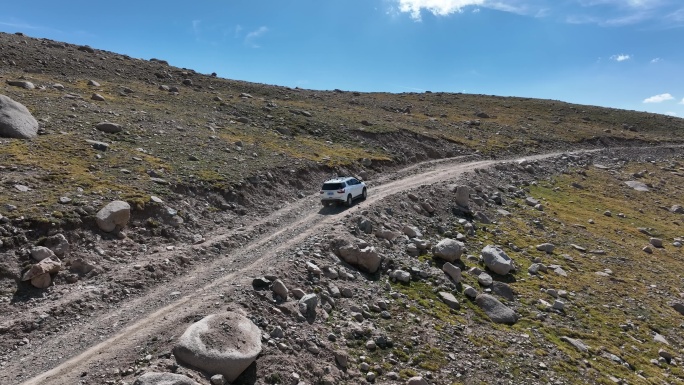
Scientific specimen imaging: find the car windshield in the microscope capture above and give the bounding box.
[322,182,344,190]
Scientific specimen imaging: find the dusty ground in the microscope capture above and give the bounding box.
[1,32,684,385]
[2,144,682,385]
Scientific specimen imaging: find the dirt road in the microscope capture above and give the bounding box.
[3,147,640,384]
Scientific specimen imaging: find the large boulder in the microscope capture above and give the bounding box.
[475,294,518,324]
[481,245,513,275]
[454,185,470,207]
[22,258,62,288]
[0,94,39,139]
[96,121,123,133]
[96,200,131,232]
[173,312,261,383]
[433,238,465,263]
[337,243,381,273]
[133,372,200,385]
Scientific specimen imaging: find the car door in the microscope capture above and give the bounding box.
[348,178,361,198]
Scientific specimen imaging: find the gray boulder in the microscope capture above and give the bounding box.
[133,372,200,385]
[407,377,429,385]
[454,185,470,207]
[30,246,56,262]
[44,233,70,257]
[299,294,318,316]
[6,80,35,89]
[433,238,465,263]
[271,279,288,300]
[22,258,61,288]
[96,121,123,133]
[475,294,517,324]
[481,245,513,275]
[96,200,131,232]
[173,312,261,383]
[438,291,460,309]
[536,243,555,254]
[442,262,462,283]
[338,243,381,273]
[390,269,411,283]
[0,94,39,139]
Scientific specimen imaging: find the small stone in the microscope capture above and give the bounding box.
[650,238,663,248]
[439,291,460,309]
[478,272,493,286]
[407,376,429,385]
[210,374,226,385]
[464,285,478,299]
[366,340,377,350]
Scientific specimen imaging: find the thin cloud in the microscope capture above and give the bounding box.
[244,26,268,48]
[396,0,485,20]
[650,57,661,63]
[393,0,684,27]
[643,93,674,103]
[679,98,684,105]
[665,112,678,116]
[610,54,631,62]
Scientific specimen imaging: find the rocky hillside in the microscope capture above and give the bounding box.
[1,32,684,385]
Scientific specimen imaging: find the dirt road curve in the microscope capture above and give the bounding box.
[6,149,605,384]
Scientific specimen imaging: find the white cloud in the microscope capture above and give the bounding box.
[610,54,631,62]
[643,93,674,103]
[680,98,684,105]
[665,111,678,116]
[650,57,661,63]
[244,26,268,48]
[396,0,485,20]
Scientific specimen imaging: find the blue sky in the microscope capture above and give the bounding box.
[2,0,683,116]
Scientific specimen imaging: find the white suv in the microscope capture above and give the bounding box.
[320,177,367,207]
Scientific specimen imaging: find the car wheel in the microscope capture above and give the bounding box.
[361,188,367,200]
[345,194,353,207]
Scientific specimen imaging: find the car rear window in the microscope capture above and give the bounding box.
[322,183,344,190]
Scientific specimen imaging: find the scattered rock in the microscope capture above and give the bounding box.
[6,80,35,89]
[44,233,70,257]
[96,122,123,133]
[390,269,411,283]
[475,294,517,324]
[133,372,200,385]
[560,336,588,352]
[478,272,493,286]
[481,245,513,275]
[271,279,288,300]
[91,93,105,101]
[442,262,462,283]
[454,185,470,207]
[407,377,429,385]
[433,238,465,262]
[625,181,649,192]
[0,94,39,139]
[22,258,61,288]
[30,246,56,261]
[672,302,684,316]
[335,239,382,273]
[439,292,460,309]
[536,243,555,254]
[650,238,663,248]
[96,200,131,232]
